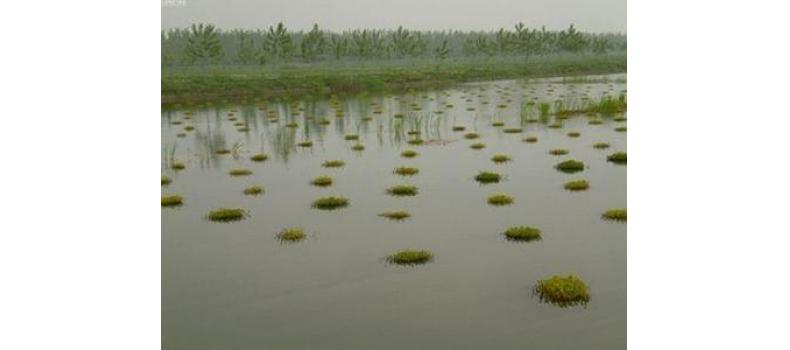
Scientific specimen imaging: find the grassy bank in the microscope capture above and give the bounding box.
[161,53,625,108]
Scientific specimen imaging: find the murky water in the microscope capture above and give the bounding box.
[162,74,626,349]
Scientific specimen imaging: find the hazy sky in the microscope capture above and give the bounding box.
[162,0,625,33]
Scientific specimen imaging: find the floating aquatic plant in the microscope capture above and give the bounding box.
[491,121,505,127]
[250,153,269,162]
[533,275,590,308]
[607,152,627,164]
[171,162,185,170]
[393,166,419,176]
[503,128,523,133]
[452,126,466,131]
[310,176,333,187]
[523,136,538,143]
[602,208,627,222]
[407,138,424,145]
[464,133,480,139]
[161,195,183,207]
[243,185,264,195]
[564,179,589,191]
[215,149,231,155]
[567,132,580,137]
[503,226,542,242]
[470,143,486,150]
[475,171,502,184]
[322,160,345,168]
[401,150,418,158]
[593,142,610,149]
[555,160,585,173]
[311,196,350,210]
[297,141,313,147]
[351,144,365,151]
[277,227,306,243]
[549,149,569,156]
[491,154,511,163]
[229,168,253,176]
[285,122,298,128]
[378,211,411,221]
[207,208,247,222]
[388,249,433,265]
[161,175,171,186]
[344,134,359,140]
[487,193,514,206]
[615,126,627,132]
[387,185,418,196]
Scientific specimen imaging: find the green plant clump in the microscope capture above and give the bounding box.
[607,152,627,164]
[470,143,486,150]
[593,142,610,149]
[161,195,183,207]
[161,175,172,186]
[564,179,589,191]
[533,275,591,307]
[523,136,538,143]
[229,168,253,176]
[452,126,466,131]
[311,176,333,187]
[549,149,569,156]
[387,185,418,196]
[250,153,269,162]
[464,132,480,139]
[171,162,185,170]
[388,249,433,265]
[378,211,411,221]
[491,154,511,163]
[555,160,585,173]
[207,208,247,222]
[503,128,523,133]
[475,171,502,184]
[401,150,418,158]
[277,227,306,242]
[567,132,580,137]
[503,226,542,242]
[487,193,514,206]
[344,134,359,140]
[407,138,424,145]
[297,140,313,147]
[322,160,345,168]
[311,196,350,210]
[615,126,627,132]
[393,166,419,176]
[602,208,627,222]
[243,185,264,195]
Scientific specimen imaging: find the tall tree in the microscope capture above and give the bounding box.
[184,24,223,64]
[300,24,327,61]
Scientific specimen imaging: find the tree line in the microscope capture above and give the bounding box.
[162,22,626,66]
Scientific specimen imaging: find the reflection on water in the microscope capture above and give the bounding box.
[162,73,626,349]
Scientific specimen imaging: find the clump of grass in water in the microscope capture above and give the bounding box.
[285,122,298,128]
[615,126,627,132]
[407,138,424,145]
[161,195,183,207]
[322,160,345,168]
[470,143,486,150]
[452,126,466,132]
[613,116,627,122]
[277,228,306,243]
[215,149,231,155]
[243,185,264,196]
[406,130,421,136]
[588,119,603,125]
[564,179,589,191]
[549,149,569,156]
[491,154,511,163]
[311,196,350,210]
[250,153,269,162]
[464,132,480,140]
[475,171,502,184]
[387,185,418,196]
[602,208,627,222]
[171,162,185,170]
[503,226,542,242]
[378,211,411,221]
[184,125,195,131]
[488,193,514,206]
[161,175,171,186]
[311,176,333,187]
[388,250,433,265]
[548,122,564,129]
[344,134,359,140]
[593,142,610,149]
[401,150,418,158]
[503,128,523,133]
[351,144,365,151]
[491,121,504,127]
[229,168,253,176]
[555,160,585,173]
[207,208,247,222]
[533,275,591,308]
[523,136,538,143]
[393,166,419,176]
[607,152,627,164]
[567,132,580,137]
[297,140,313,147]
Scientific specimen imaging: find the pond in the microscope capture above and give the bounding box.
[162,73,626,349]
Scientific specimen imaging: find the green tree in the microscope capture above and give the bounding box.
[434,39,449,60]
[236,32,258,64]
[262,22,293,61]
[184,23,223,64]
[300,24,327,61]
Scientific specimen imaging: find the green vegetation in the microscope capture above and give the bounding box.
[388,249,433,265]
[311,196,350,210]
[243,185,264,195]
[469,143,485,150]
[615,126,627,132]
[555,160,585,173]
[549,149,569,156]
[602,208,627,222]
[564,179,589,191]
[215,149,231,155]
[475,171,502,184]
[322,160,345,168]
[250,153,269,162]
[207,208,247,222]
[464,132,480,140]
[351,144,365,151]
[503,226,542,242]
[487,193,514,206]
[452,126,466,131]
[297,140,313,147]
[503,128,523,133]
[310,176,333,187]
[344,134,359,140]
[523,136,538,143]
[378,211,412,221]
[407,138,424,145]
[229,168,253,176]
[593,142,610,149]
[567,131,580,137]
[277,227,306,243]
[161,175,172,186]
[533,275,590,307]
[171,162,185,170]
[491,121,505,127]
[393,166,419,176]
[401,150,418,158]
[387,185,419,196]
[491,154,511,163]
[607,152,627,164]
[161,195,183,207]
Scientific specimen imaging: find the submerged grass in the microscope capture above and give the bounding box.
[533,275,591,308]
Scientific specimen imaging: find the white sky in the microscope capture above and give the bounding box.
[162,0,626,33]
